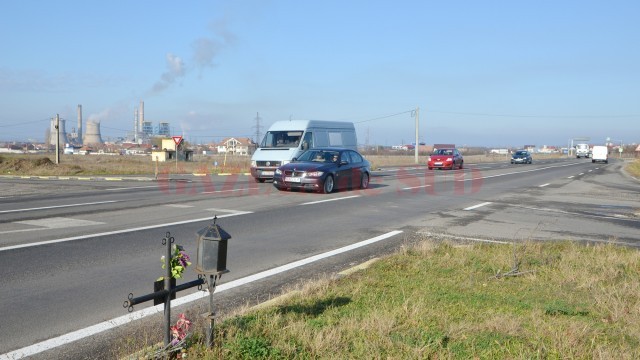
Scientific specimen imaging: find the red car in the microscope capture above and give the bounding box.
[427,148,463,170]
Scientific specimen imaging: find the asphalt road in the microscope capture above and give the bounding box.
[0,157,638,359]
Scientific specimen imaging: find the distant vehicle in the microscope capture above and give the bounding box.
[250,120,357,183]
[273,147,370,193]
[427,148,463,170]
[591,145,608,163]
[511,150,532,164]
[575,143,590,158]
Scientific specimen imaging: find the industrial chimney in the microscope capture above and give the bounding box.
[77,104,83,145]
[139,100,144,133]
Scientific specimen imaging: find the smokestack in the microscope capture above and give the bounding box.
[77,105,83,145]
[134,108,138,142]
[139,100,144,132]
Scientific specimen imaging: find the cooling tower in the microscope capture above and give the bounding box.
[84,121,104,145]
[77,105,83,145]
[49,118,68,146]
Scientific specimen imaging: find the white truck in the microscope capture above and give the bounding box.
[591,145,608,163]
[250,120,357,182]
[575,143,591,158]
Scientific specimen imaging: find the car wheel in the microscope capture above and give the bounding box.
[428,167,433,170]
[459,161,463,169]
[360,173,369,189]
[322,175,334,194]
[255,178,266,183]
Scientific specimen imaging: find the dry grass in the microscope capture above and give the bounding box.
[156,240,640,359]
[627,159,640,179]
[0,152,565,176]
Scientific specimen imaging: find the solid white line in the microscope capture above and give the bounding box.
[0,211,253,252]
[463,202,492,211]
[579,173,584,175]
[300,195,360,205]
[0,200,121,214]
[106,185,157,191]
[539,183,550,187]
[568,176,574,179]
[0,230,403,359]
[456,162,583,182]
[402,184,431,190]
[201,187,259,194]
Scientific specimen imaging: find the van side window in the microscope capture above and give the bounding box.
[302,132,313,150]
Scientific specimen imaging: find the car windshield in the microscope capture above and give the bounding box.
[297,150,340,163]
[434,149,454,155]
[260,130,303,148]
[515,151,527,156]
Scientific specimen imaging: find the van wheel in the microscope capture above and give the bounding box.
[322,175,334,194]
[360,173,369,189]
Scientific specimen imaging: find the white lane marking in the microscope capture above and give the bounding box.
[300,195,360,205]
[568,176,574,179]
[0,200,121,214]
[588,170,593,172]
[0,211,252,252]
[15,217,104,229]
[579,173,584,175]
[463,202,492,211]
[0,230,403,359]
[106,185,157,191]
[539,183,550,187]
[201,187,259,194]
[204,208,251,214]
[402,184,431,190]
[163,204,194,208]
[420,231,510,245]
[456,162,584,182]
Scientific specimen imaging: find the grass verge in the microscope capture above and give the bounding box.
[128,239,640,359]
[626,159,640,179]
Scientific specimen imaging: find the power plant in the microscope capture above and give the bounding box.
[46,100,169,147]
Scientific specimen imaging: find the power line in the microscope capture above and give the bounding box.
[427,110,640,119]
[354,110,414,124]
[0,118,51,128]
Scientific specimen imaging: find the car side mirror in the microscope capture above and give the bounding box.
[292,157,297,162]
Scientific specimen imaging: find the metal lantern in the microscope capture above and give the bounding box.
[195,217,231,275]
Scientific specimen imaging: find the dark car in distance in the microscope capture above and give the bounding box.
[427,148,463,170]
[511,150,532,164]
[273,148,370,193]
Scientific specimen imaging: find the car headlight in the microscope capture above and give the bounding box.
[427,156,432,161]
[251,160,256,167]
[305,171,324,177]
[275,168,282,175]
[282,160,290,165]
[446,157,453,162]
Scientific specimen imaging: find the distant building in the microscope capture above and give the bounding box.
[216,137,253,155]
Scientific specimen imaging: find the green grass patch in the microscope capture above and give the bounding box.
[156,240,640,359]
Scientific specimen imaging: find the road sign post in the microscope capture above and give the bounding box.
[172,136,183,172]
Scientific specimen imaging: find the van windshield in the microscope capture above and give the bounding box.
[260,131,303,148]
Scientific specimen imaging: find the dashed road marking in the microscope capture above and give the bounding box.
[463,202,492,211]
[300,195,360,205]
[539,183,550,187]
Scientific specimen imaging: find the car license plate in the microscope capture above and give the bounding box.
[435,162,442,166]
[262,171,274,176]
[285,177,301,183]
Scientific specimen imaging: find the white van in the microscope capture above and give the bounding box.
[250,120,357,182]
[591,145,608,163]
[575,143,590,158]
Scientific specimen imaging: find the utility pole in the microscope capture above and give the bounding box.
[55,114,60,164]
[414,107,420,164]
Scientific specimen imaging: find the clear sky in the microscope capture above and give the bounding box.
[1,0,638,148]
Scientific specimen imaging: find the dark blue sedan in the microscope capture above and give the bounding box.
[273,148,371,193]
